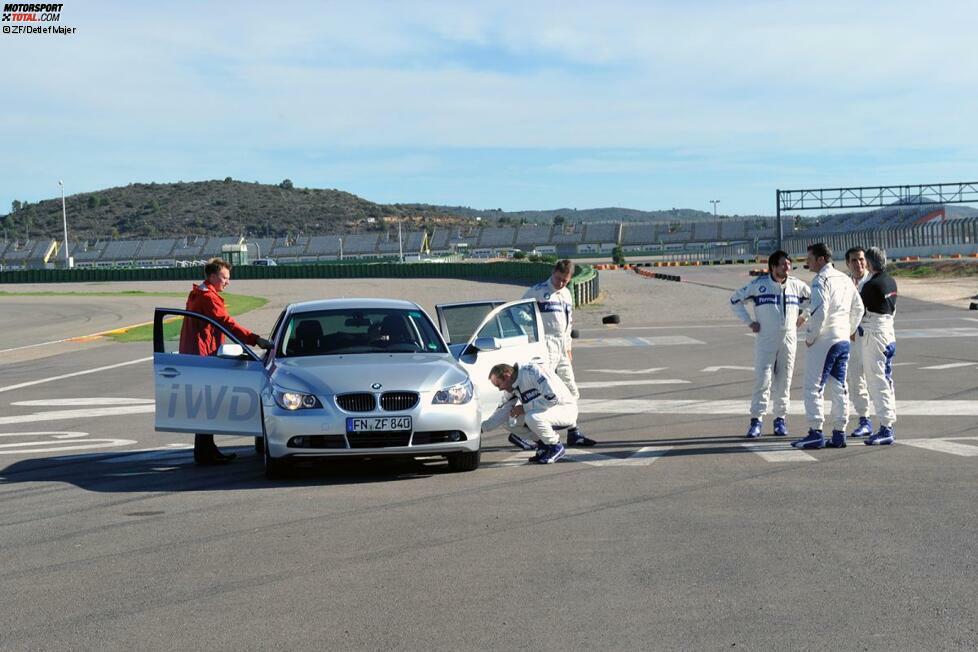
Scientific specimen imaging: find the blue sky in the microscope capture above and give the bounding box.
[2,0,976,218]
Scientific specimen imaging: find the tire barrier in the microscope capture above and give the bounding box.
[570,264,600,307]
[748,268,767,276]
[602,314,621,325]
[633,267,681,282]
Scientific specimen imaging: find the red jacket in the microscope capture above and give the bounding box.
[178,282,258,355]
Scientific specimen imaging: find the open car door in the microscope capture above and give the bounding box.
[435,299,547,415]
[152,308,266,437]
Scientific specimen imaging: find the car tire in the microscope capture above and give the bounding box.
[446,450,480,472]
[602,314,621,324]
[254,436,264,454]
[264,438,290,479]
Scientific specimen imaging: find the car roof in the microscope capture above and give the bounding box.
[287,298,423,314]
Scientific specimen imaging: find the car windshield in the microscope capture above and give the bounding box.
[280,308,448,357]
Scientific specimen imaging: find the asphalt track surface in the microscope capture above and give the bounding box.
[1,268,976,650]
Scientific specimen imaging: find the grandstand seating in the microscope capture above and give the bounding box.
[270,236,310,257]
[550,225,583,244]
[306,236,343,256]
[70,240,109,262]
[171,236,206,260]
[138,239,177,259]
[582,223,618,243]
[515,225,553,247]
[341,233,380,254]
[621,224,659,245]
[102,240,141,261]
[478,227,516,247]
[428,230,451,252]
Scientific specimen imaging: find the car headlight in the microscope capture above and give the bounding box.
[273,387,323,411]
[432,379,474,405]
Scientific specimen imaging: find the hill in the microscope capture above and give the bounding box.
[1,179,476,241]
[408,205,771,224]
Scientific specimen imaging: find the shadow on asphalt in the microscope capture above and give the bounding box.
[0,446,462,492]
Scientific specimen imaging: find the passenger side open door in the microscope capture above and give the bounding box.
[435,299,547,415]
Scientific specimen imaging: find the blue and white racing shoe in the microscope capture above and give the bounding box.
[772,417,788,437]
[865,426,895,446]
[567,428,597,447]
[825,430,847,448]
[791,429,825,450]
[745,418,763,439]
[849,417,873,438]
[535,443,566,464]
[508,433,536,451]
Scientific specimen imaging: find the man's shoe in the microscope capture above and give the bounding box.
[850,417,872,438]
[772,417,788,437]
[865,426,895,446]
[825,430,847,448]
[536,443,566,464]
[508,433,536,451]
[566,428,597,447]
[194,450,234,466]
[528,440,546,463]
[745,418,763,439]
[791,429,825,449]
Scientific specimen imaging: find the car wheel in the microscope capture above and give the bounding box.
[254,436,264,454]
[263,437,289,479]
[446,450,480,472]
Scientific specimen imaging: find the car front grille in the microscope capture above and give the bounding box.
[348,432,412,448]
[380,391,419,411]
[336,393,376,412]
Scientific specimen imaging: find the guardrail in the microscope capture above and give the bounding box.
[0,261,603,306]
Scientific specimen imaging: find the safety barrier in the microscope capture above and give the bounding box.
[0,261,603,306]
[633,267,681,282]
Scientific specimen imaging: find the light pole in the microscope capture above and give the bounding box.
[59,180,71,269]
[710,199,720,239]
[338,237,343,261]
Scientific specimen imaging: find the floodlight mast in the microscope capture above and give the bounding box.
[59,180,70,269]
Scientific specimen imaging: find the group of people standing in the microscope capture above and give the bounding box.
[730,243,899,449]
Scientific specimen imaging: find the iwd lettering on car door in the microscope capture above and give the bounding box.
[165,384,260,421]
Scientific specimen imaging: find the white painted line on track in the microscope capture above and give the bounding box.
[11,397,153,407]
[899,437,978,457]
[0,404,155,425]
[0,438,137,455]
[564,446,672,466]
[740,442,818,462]
[899,328,978,339]
[700,365,753,373]
[98,445,195,464]
[919,362,976,370]
[575,336,704,348]
[0,357,153,394]
[578,399,978,416]
[577,379,690,388]
[589,367,668,375]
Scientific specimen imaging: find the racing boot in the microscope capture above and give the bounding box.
[825,429,847,448]
[566,427,597,447]
[791,429,825,450]
[772,417,789,437]
[745,418,763,439]
[508,433,536,451]
[536,443,566,464]
[528,439,547,463]
[865,425,895,446]
[849,417,873,438]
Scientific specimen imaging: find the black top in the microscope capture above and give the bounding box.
[860,271,898,315]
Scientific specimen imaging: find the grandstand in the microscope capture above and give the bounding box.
[515,225,553,248]
[171,236,206,261]
[478,227,517,248]
[306,236,342,257]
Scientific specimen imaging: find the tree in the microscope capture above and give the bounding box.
[11,200,21,213]
[553,214,565,226]
[279,179,294,190]
[612,246,626,266]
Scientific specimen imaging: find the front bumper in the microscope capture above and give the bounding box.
[263,393,481,459]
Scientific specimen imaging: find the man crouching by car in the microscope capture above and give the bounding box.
[482,362,577,464]
[180,257,273,465]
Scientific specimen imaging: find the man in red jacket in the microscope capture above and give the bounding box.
[180,258,272,465]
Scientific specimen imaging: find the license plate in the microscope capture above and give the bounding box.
[346,416,413,433]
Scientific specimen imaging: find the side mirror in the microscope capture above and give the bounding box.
[472,336,501,352]
[217,343,245,359]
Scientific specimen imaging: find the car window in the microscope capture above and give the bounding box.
[477,303,538,342]
[439,302,502,344]
[281,308,447,357]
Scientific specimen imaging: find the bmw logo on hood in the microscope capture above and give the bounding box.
[371,382,383,390]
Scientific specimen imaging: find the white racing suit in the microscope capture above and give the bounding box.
[729,274,811,419]
[859,271,898,427]
[802,265,865,431]
[523,279,578,399]
[847,272,872,421]
[481,362,578,446]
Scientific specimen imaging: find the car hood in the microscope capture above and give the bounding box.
[270,353,469,395]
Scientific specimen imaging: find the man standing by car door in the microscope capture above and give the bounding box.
[180,257,272,465]
[514,259,596,449]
